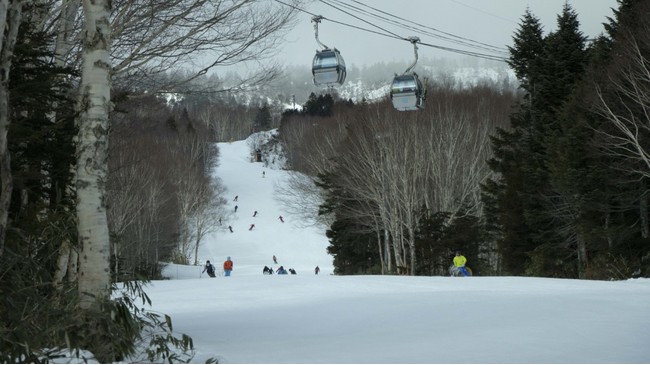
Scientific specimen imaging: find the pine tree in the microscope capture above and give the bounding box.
[8,20,77,225]
[483,5,590,276]
[253,102,272,131]
[303,92,334,117]
[507,9,544,95]
[317,171,381,275]
[483,11,546,275]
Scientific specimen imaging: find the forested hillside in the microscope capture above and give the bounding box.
[274,1,650,279]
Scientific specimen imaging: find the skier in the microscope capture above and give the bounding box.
[202,260,216,278]
[234,195,238,202]
[278,215,284,223]
[253,210,258,217]
[234,205,238,212]
[314,266,320,275]
[289,268,297,275]
[228,225,233,233]
[223,256,234,277]
[262,171,266,178]
[452,251,470,277]
[273,255,277,264]
[249,224,255,231]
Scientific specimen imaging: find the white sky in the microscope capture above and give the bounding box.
[98,132,650,364]
[275,0,618,68]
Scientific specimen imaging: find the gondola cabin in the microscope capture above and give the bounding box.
[312,48,346,86]
[390,74,425,111]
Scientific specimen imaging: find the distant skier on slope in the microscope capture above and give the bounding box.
[249,224,255,231]
[273,255,277,264]
[253,210,258,217]
[202,261,216,278]
[228,225,233,233]
[223,256,234,277]
[278,215,284,223]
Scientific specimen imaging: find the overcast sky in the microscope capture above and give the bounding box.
[274,0,618,69]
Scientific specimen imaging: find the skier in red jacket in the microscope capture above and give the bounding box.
[223,257,234,277]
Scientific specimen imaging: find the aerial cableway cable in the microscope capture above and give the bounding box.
[318,0,507,60]
[275,0,510,111]
[274,0,507,62]
[327,0,508,55]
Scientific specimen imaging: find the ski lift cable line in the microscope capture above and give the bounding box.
[317,0,507,60]
[273,0,507,62]
[342,0,509,53]
[326,0,508,55]
[274,0,406,40]
[318,0,406,40]
[446,0,518,25]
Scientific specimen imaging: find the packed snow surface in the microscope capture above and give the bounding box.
[142,132,650,364]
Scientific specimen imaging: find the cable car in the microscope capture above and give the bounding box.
[312,48,346,86]
[390,73,424,111]
[390,37,426,111]
[311,15,346,87]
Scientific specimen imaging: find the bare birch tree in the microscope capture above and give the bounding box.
[76,0,112,310]
[276,112,348,228]
[594,16,650,240]
[109,0,298,92]
[191,179,227,265]
[424,97,496,222]
[595,38,650,179]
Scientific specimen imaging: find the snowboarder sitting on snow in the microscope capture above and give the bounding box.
[289,268,297,275]
[276,266,287,275]
[452,251,470,277]
[203,260,216,278]
[263,266,273,275]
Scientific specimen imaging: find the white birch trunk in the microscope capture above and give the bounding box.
[77,0,112,310]
[0,0,22,257]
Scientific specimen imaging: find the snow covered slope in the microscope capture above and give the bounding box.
[167,131,334,279]
[150,133,650,364]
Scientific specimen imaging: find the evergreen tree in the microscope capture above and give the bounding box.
[482,111,537,275]
[483,11,546,275]
[253,102,272,131]
[1,8,79,361]
[303,92,334,117]
[317,171,380,275]
[507,9,544,95]
[483,5,590,276]
[520,4,589,276]
[7,5,77,256]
